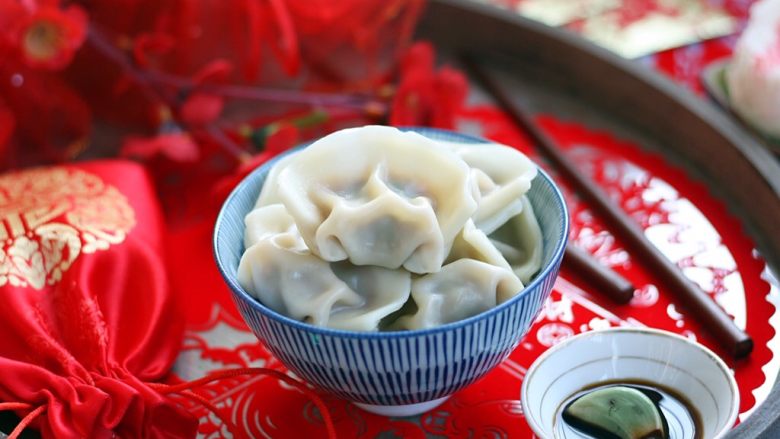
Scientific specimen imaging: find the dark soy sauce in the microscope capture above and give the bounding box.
[555,381,702,439]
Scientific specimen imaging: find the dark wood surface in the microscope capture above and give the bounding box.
[418,1,780,437]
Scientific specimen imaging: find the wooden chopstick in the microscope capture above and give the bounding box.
[462,54,753,358]
[564,244,635,305]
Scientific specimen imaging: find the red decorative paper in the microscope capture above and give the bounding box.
[166,105,778,437]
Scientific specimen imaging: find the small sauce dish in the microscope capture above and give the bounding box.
[521,327,739,439]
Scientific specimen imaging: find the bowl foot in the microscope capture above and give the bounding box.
[354,396,450,417]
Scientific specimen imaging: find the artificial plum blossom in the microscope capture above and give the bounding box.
[16,5,88,71]
[390,42,469,128]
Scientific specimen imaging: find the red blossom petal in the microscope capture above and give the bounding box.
[390,85,431,127]
[192,59,234,84]
[242,0,264,81]
[431,67,468,128]
[18,5,88,70]
[389,42,469,128]
[132,33,174,68]
[121,132,199,162]
[210,125,299,202]
[393,0,426,56]
[211,151,276,202]
[390,46,435,126]
[0,2,25,41]
[179,93,224,126]
[266,0,301,76]
[400,41,435,76]
[265,124,299,155]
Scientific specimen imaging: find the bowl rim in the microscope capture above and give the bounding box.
[213,126,570,340]
[520,326,741,439]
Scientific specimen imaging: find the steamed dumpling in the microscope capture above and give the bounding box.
[255,153,296,208]
[238,204,411,331]
[393,259,524,330]
[489,196,543,284]
[392,219,525,330]
[239,238,361,325]
[446,219,512,270]
[244,203,305,249]
[437,140,538,234]
[275,126,479,274]
[238,127,545,332]
[327,262,412,330]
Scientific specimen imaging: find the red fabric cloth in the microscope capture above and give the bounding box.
[0,161,196,438]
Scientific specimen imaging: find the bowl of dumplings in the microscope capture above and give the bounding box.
[214,125,569,416]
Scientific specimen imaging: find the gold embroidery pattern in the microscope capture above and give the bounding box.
[0,168,136,289]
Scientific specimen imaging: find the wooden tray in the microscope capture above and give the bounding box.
[418,1,780,437]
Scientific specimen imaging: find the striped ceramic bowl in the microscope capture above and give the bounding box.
[214,128,569,416]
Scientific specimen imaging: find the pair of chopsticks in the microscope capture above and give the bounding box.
[564,245,633,304]
[462,54,753,358]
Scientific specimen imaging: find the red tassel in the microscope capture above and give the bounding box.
[1,367,338,438]
[8,405,45,439]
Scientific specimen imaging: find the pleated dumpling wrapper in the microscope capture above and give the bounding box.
[437,140,538,235]
[238,204,412,331]
[271,125,480,274]
[438,139,543,284]
[239,126,544,331]
[392,220,524,330]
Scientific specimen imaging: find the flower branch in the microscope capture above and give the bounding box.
[85,26,390,163]
[147,70,380,111]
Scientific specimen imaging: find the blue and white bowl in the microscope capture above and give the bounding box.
[214,128,569,416]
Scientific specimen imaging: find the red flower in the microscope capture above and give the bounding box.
[121,131,199,162]
[263,123,300,154]
[399,40,435,73]
[17,5,88,71]
[431,66,468,127]
[211,152,272,204]
[132,33,174,68]
[180,93,224,126]
[211,120,303,204]
[390,42,468,128]
[179,61,233,126]
[192,59,234,84]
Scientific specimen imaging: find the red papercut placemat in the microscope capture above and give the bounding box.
[166,105,779,437]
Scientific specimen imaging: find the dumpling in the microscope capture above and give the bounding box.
[255,153,296,208]
[238,238,362,326]
[437,140,537,235]
[436,140,542,283]
[244,203,305,249]
[392,259,524,330]
[238,127,545,332]
[327,262,412,331]
[238,204,411,331]
[446,219,512,270]
[391,220,525,330]
[276,126,479,274]
[489,196,543,284]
